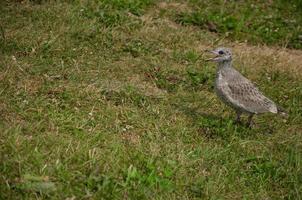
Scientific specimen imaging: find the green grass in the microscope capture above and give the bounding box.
[0,0,302,199]
[175,0,302,49]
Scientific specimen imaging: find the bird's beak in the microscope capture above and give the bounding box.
[204,49,219,62]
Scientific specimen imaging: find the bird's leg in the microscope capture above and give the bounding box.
[235,111,242,124]
[247,114,254,128]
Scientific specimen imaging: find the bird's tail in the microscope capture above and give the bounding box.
[277,106,289,117]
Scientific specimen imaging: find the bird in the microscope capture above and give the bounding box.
[205,47,287,127]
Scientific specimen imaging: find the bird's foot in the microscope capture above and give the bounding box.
[246,120,254,129]
[235,120,241,125]
[233,119,243,125]
[246,114,255,129]
[234,112,242,125]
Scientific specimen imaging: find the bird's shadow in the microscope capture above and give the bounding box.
[172,102,264,140]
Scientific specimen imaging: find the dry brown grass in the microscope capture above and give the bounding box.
[141,1,302,76]
[141,6,302,77]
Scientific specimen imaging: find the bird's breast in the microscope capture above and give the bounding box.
[215,72,227,89]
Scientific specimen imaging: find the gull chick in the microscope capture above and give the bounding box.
[206,47,286,127]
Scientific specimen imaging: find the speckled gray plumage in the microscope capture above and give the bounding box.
[215,61,277,114]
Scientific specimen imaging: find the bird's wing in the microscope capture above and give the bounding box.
[221,73,277,114]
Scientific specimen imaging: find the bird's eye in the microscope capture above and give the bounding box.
[218,50,224,55]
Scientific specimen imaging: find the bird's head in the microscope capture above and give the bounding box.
[205,47,232,63]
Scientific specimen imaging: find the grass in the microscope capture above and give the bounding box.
[175,0,302,49]
[0,0,302,199]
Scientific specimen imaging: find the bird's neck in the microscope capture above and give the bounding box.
[217,60,232,71]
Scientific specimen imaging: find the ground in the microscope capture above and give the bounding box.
[0,0,301,199]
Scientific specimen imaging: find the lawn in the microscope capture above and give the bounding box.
[0,0,301,199]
